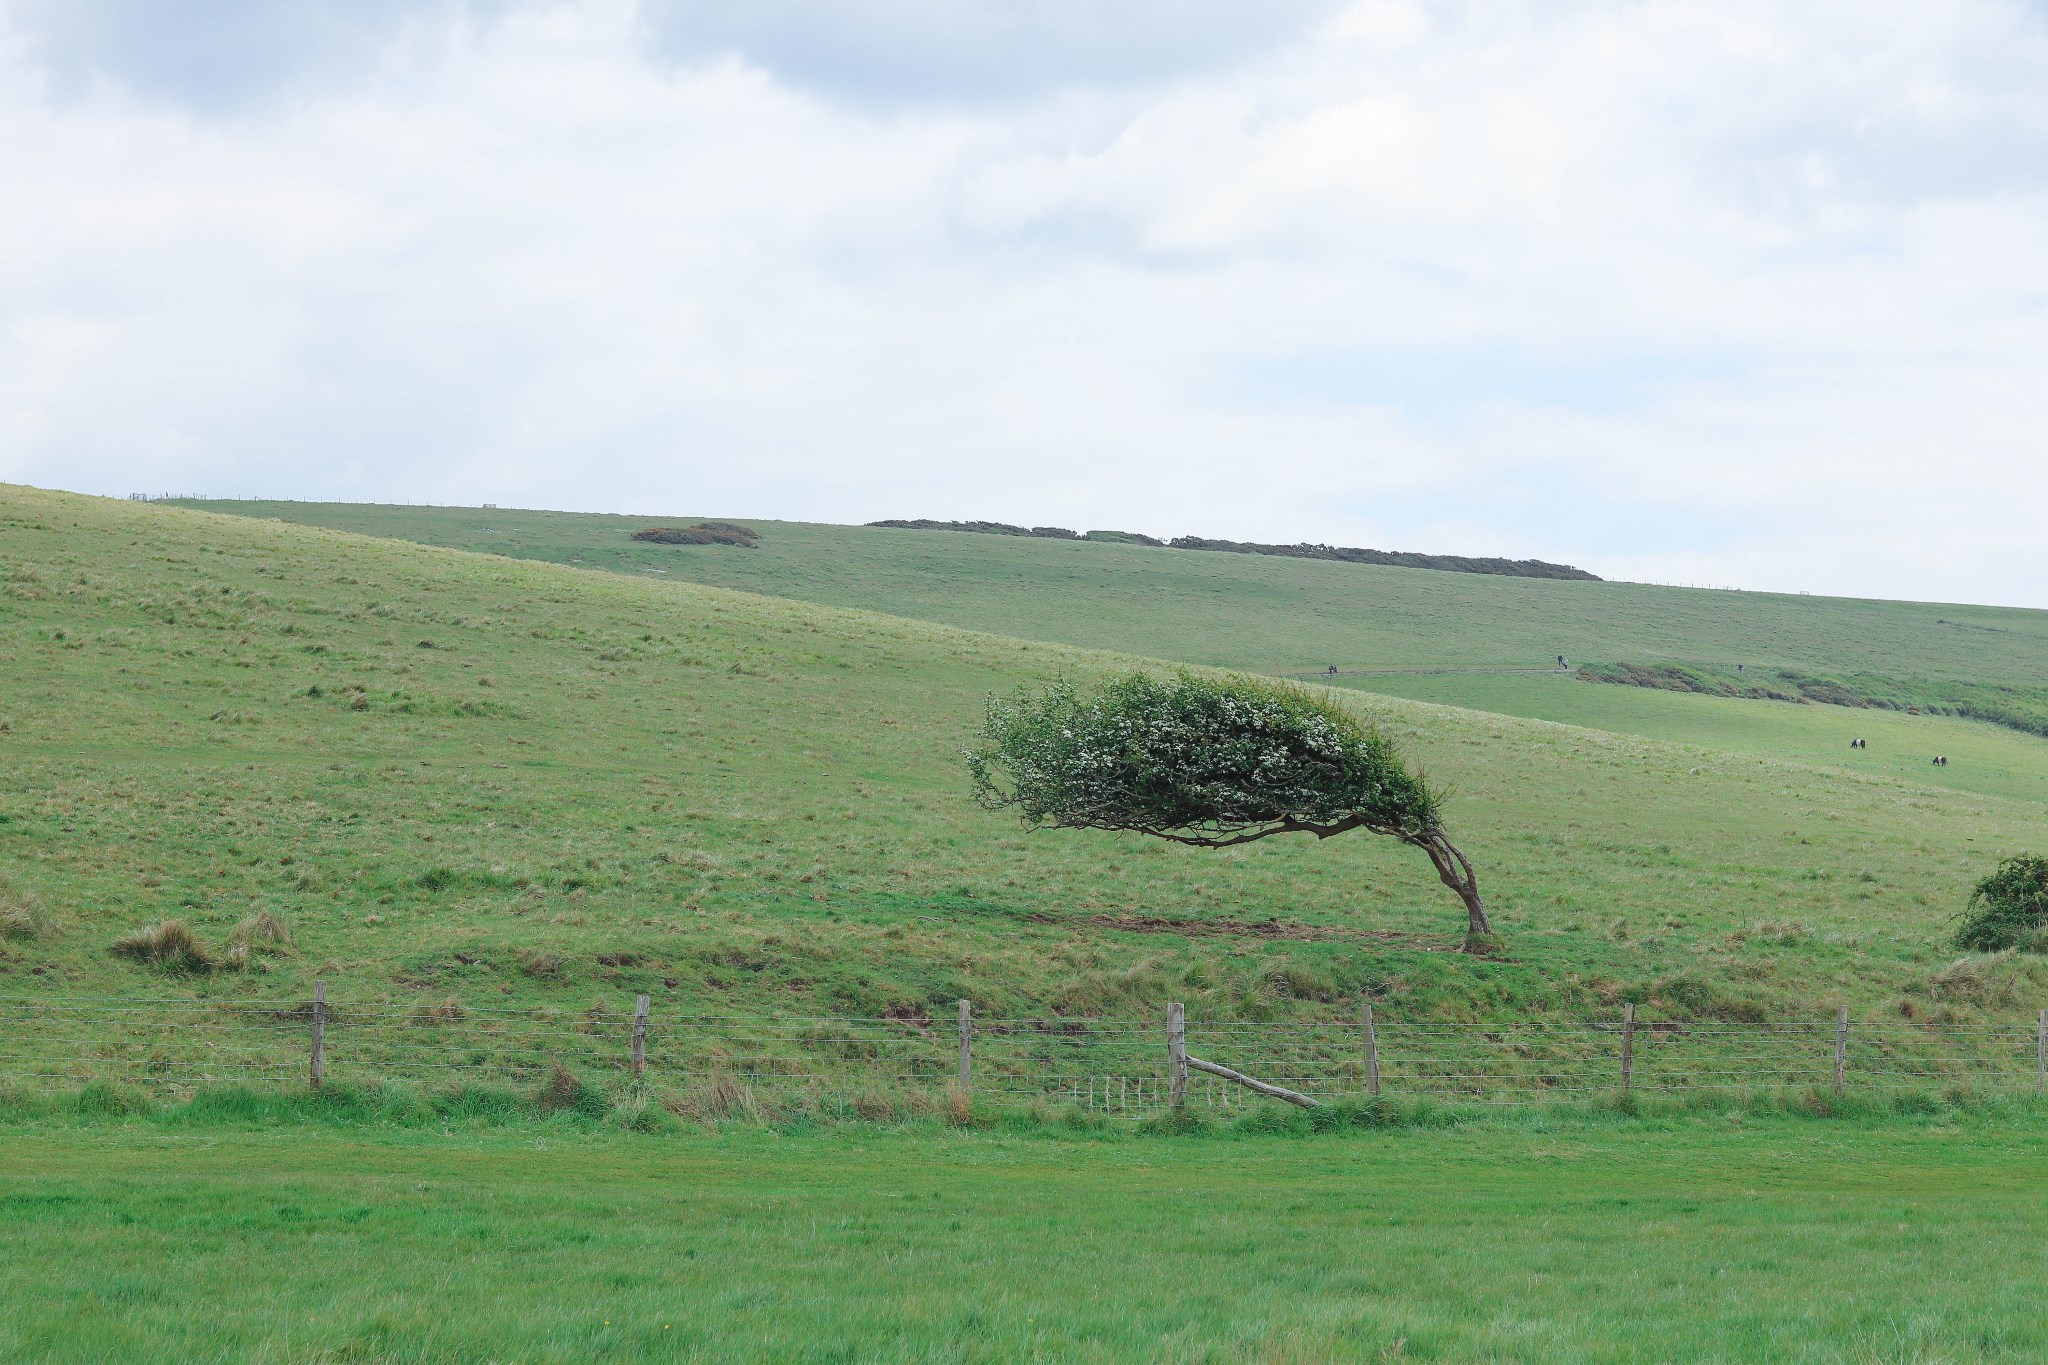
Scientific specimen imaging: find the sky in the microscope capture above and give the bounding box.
[3,1,2047,605]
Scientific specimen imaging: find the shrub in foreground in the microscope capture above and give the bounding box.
[1955,854,2048,951]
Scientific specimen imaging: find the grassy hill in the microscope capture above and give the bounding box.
[170,500,2048,680]
[6,483,2046,1041]
[177,498,2048,808]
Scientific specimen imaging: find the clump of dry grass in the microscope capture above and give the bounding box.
[665,1073,765,1124]
[109,919,214,973]
[1927,952,2035,1009]
[232,910,292,949]
[412,998,466,1025]
[0,885,50,942]
[210,911,294,972]
[517,949,564,979]
[536,1060,606,1116]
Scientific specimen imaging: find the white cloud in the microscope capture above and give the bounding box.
[2,0,2046,604]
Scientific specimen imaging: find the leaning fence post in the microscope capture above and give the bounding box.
[631,994,650,1080]
[309,979,326,1091]
[1167,1002,1187,1111]
[1362,996,1381,1098]
[1834,1006,1848,1095]
[1620,1002,1635,1092]
[957,998,972,1095]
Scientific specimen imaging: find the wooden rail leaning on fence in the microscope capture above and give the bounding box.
[1169,1000,1322,1110]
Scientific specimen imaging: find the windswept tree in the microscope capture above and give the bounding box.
[966,671,1495,948]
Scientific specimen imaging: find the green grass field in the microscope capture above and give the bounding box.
[4,1105,2047,1363]
[12,485,2048,1361]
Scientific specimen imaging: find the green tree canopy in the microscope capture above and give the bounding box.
[967,671,1494,945]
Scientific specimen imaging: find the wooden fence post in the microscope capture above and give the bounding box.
[2036,1010,2044,1093]
[1834,1006,1848,1095]
[631,994,650,1080]
[1620,1002,1635,1092]
[1362,996,1381,1098]
[957,999,972,1095]
[309,979,326,1092]
[1167,1002,1187,1111]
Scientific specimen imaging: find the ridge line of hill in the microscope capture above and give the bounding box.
[865,518,1599,580]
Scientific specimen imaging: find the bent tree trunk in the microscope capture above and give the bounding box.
[1409,830,1492,946]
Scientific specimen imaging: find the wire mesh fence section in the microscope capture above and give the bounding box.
[1,996,2045,1107]
[1624,1021,1836,1093]
[1835,1020,2045,1091]
[639,1015,960,1098]
[319,1002,646,1092]
[1184,1018,1363,1105]
[0,997,313,1092]
[970,1019,1168,1112]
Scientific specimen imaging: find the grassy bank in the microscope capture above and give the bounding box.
[3,1111,2045,1362]
[6,484,2048,1034]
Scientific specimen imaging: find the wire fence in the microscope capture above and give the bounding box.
[2,993,2044,1113]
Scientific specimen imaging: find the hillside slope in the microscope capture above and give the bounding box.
[7,485,2046,1029]
[180,499,2048,804]
[173,501,2048,683]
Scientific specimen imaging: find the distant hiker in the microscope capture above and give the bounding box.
[1557,654,1567,668]
[1327,664,1338,676]
[1737,664,1745,674]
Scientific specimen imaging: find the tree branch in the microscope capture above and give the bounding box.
[1131,814,1384,848]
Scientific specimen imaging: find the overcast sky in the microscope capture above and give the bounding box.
[4,1,2046,604]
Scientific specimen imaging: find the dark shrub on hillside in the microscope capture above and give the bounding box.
[868,519,1079,540]
[1955,855,2048,951]
[1578,662,1802,703]
[632,523,758,548]
[1165,535,1599,580]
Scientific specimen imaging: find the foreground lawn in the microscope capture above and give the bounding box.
[3,1113,2045,1362]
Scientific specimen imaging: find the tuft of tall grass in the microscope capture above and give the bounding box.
[0,886,50,941]
[232,910,291,949]
[108,919,214,972]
